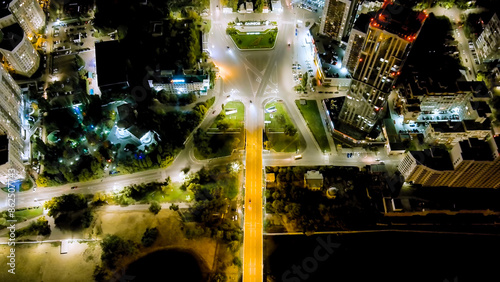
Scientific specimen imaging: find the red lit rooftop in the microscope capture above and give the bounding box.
[370,0,427,42]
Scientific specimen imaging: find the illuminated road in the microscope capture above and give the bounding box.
[243,104,263,282]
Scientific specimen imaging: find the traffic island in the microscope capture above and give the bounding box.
[226,20,278,50]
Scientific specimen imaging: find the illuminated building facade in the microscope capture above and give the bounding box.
[0,23,40,77]
[399,137,500,188]
[475,13,499,63]
[320,0,351,42]
[0,64,24,183]
[8,0,45,39]
[338,1,426,134]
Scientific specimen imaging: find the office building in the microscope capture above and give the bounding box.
[0,64,24,184]
[338,1,426,134]
[0,23,40,77]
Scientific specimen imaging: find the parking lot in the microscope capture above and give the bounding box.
[45,19,111,97]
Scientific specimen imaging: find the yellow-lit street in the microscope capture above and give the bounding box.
[243,111,263,282]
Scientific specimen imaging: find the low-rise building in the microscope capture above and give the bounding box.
[95,41,129,92]
[304,170,323,190]
[148,69,210,95]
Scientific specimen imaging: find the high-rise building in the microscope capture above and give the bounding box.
[343,12,373,73]
[0,64,24,183]
[0,23,40,77]
[475,13,500,63]
[6,0,45,39]
[399,137,500,188]
[0,1,16,29]
[338,1,426,134]
[320,0,352,42]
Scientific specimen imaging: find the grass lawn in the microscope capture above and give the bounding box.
[0,207,44,229]
[210,101,245,129]
[264,101,302,153]
[200,101,245,159]
[295,100,331,152]
[146,183,194,203]
[229,28,278,49]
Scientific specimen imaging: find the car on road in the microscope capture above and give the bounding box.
[71,186,78,189]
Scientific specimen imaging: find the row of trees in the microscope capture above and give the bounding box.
[183,166,242,278]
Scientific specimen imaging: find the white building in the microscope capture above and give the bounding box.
[475,13,500,63]
[148,70,210,95]
[0,23,40,77]
[0,64,25,184]
[7,0,45,39]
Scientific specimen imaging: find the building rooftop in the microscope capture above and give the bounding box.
[353,12,375,34]
[0,135,7,165]
[0,23,23,51]
[430,122,465,133]
[116,103,135,128]
[471,101,492,118]
[459,138,495,161]
[409,76,489,97]
[462,119,491,131]
[410,148,453,171]
[370,1,427,41]
[0,0,12,18]
[95,41,129,89]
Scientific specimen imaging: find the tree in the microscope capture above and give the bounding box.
[284,124,297,136]
[301,73,309,88]
[100,235,137,268]
[149,201,161,214]
[17,216,51,237]
[44,194,88,217]
[141,227,159,247]
[36,175,49,187]
[217,119,230,132]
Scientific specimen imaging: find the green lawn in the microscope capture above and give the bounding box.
[229,28,278,49]
[210,101,245,129]
[264,102,302,153]
[147,183,194,203]
[295,100,331,152]
[199,101,245,159]
[0,207,44,229]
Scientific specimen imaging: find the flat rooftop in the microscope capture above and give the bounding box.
[0,0,12,18]
[353,12,376,34]
[459,138,495,161]
[410,148,453,171]
[430,122,465,133]
[0,135,8,165]
[0,23,23,51]
[370,1,426,41]
[409,77,489,97]
[95,41,128,88]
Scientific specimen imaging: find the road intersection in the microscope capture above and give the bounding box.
[1,3,405,281]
